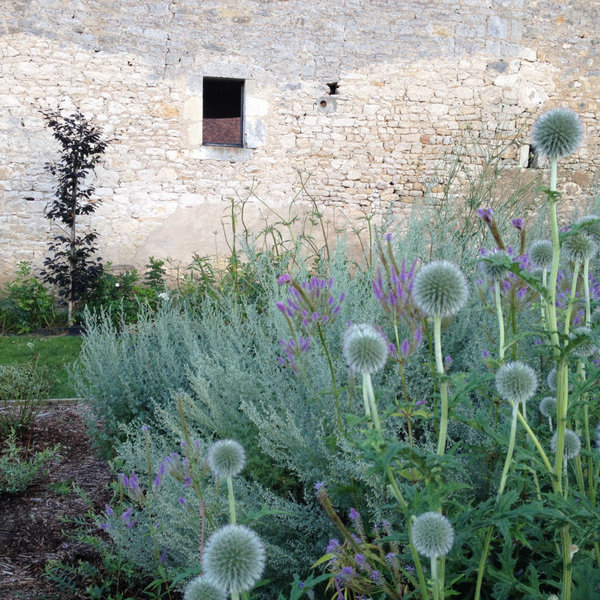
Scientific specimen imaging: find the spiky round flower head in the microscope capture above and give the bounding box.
[184,576,227,600]
[551,428,581,460]
[575,215,600,244]
[539,396,557,418]
[202,524,265,595]
[413,260,468,318]
[569,327,597,358]
[208,440,246,479]
[591,308,600,326]
[343,323,388,374]
[562,231,597,263]
[531,107,583,159]
[411,511,454,559]
[529,240,554,271]
[495,361,537,405]
[479,249,509,280]
[547,367,558,393]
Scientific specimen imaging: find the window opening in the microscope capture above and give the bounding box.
[203,78,244,147]
[327,82,339,95]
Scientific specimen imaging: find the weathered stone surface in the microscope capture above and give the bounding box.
[0,0,598,279]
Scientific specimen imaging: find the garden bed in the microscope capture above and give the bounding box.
[0,403,112,600]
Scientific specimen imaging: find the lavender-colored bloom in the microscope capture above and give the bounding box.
[477,207,494,224]
[340,566,354,578]
[314,481,325,491]
[354,554,367,569]
[100,522,110,530]
[401,338,410,357]
[385,552,398,567]
[349,507,360,522]
[371,570,381,583]
[511,218,524,231]
[385,232,393,242]
[184,477,191,487]
[105,504,114,516]
[141,425,149,432]
[444,355,453,370]
[277,274,291,285]
[179,497,186,505]
[326,538,340,553]
[160,547,168,564]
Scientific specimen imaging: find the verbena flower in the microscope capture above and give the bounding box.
[202,524,265,595]
[208,440,246,478]
[531,107,583,158]
[539,396,557,418]
[569,327,597,358]
[184,576,227,600]
[413,260,468,318]
[343,323,388,374]
[495,361,537,405]
[562,231,597,263]
[411,511,454,558]
[529,240,554,270]
[551,429,581,460]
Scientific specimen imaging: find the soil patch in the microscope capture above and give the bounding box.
[0,403,112,600]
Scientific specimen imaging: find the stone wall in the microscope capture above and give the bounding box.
[0,0,598,279]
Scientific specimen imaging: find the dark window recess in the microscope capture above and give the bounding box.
[203,78,244,146]
[327,82,339,95]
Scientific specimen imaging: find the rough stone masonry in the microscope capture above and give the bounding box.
[0,0,598,278]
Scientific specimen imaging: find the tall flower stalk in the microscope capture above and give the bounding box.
[531,106,583,600]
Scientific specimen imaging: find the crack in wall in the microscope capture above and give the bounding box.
[162,0,177,81]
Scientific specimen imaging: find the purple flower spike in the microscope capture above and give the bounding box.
[278,274,291,285]
[477,207,494,224]
[349,507,360,522]
[401,339,410,357]
[511,218,524,231]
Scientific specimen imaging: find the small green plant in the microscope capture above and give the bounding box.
[0,261,58,334]
[0,361,51,436]
[0,428,59,495]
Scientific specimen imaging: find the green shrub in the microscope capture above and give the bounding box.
[0,261,59,334]
[0,362,51,436]
[0,428,60,495]
[71,305,202,454]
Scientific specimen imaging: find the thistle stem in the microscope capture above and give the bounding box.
[227,476,237,524]
[494,280,505,361]
[433,315,449,456]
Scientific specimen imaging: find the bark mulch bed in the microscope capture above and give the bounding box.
[0,403,113,600]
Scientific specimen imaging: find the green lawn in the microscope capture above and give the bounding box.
[0,335,83,398]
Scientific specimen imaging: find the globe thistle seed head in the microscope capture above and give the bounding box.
[546,367,573,393]
[343,323,388,374]
[547,367,557,392]
[479,249,510,280]
[202,525,265,595]
[495,361,538,405]
[208,440,246,479]
[574,215,600,244]
[413,260,468,318]
[411,511,454,559]
[551,428,581,460]
[184,576,227,600]
[562,231,597,263]
[531,107,583,159]
[569,327,597,358]
[529,240,554,271]
[539,396,557,418]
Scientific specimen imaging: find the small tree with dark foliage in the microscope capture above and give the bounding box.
[41,109,108,325]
